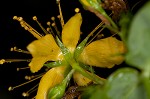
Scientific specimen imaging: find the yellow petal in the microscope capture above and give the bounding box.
[73,71,92,86]
[27,34,63,72]
[36,66,65,99]
[29,56,56,73]
[78,37,126,68]
[62,13,82,53]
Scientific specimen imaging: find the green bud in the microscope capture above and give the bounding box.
[48,83,66,99]
[48,69,75,99]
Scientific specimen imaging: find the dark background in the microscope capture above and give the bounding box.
[0,0,148,99]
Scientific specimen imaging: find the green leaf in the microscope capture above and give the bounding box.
[125,1,150,69]
[80,84,106,99]
[127,83,148,99]
[105,67,140,99]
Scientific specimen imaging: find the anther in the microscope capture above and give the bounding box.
[22,92,29,97]
[75,8,80,13]
[18,17,23,21]
[13,16,18,20]
[16,68,20,71]
[47,22,51,26]
[47,28,50,31]
[47,22,55,36]
[32,16,37,20]
[0,59,5,64]
[56,0,60,4]
[57,15,61,19]
[51,17,55,21]
[51,22,61,37]
[52,23,55,27]
[8,86,14,91]
[25,75,34,80]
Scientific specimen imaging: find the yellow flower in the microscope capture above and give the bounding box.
[27,13,83,99]
[26,11,126,99]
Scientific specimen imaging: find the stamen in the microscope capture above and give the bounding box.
[8,75,42,91]
[22,84,38,97]
[87,22,104,38]
[33,16,49,35]
[17,67,30,71]
[51,21,61,38]
[56,0,64,28]
[87,27,105,45]
[10,46,30,54]
[47,21,55,36]
[25,72,46,80]
[13,16,43,39]
[0,59,31,64]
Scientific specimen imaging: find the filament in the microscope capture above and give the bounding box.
[17,67,30,71]
[87,21,104,38]
[51,21,61,38]
[25,72,46,80]
[8,75,42,91]
[10,46,30,54]
[33,16,49,35]
[56,0,64,28]
[86,27,105,46]
[22,84,38,97]
[0,59,31,64]
[47,21,55,36]
[13,16,43,39]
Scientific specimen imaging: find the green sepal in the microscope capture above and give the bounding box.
[74,36,89,60]
[56,36,72,62]
[79,62,95,74]
[44,60,66,68]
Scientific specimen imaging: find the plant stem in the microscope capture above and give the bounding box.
[69,59,105,85]
[142,63,150,98]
